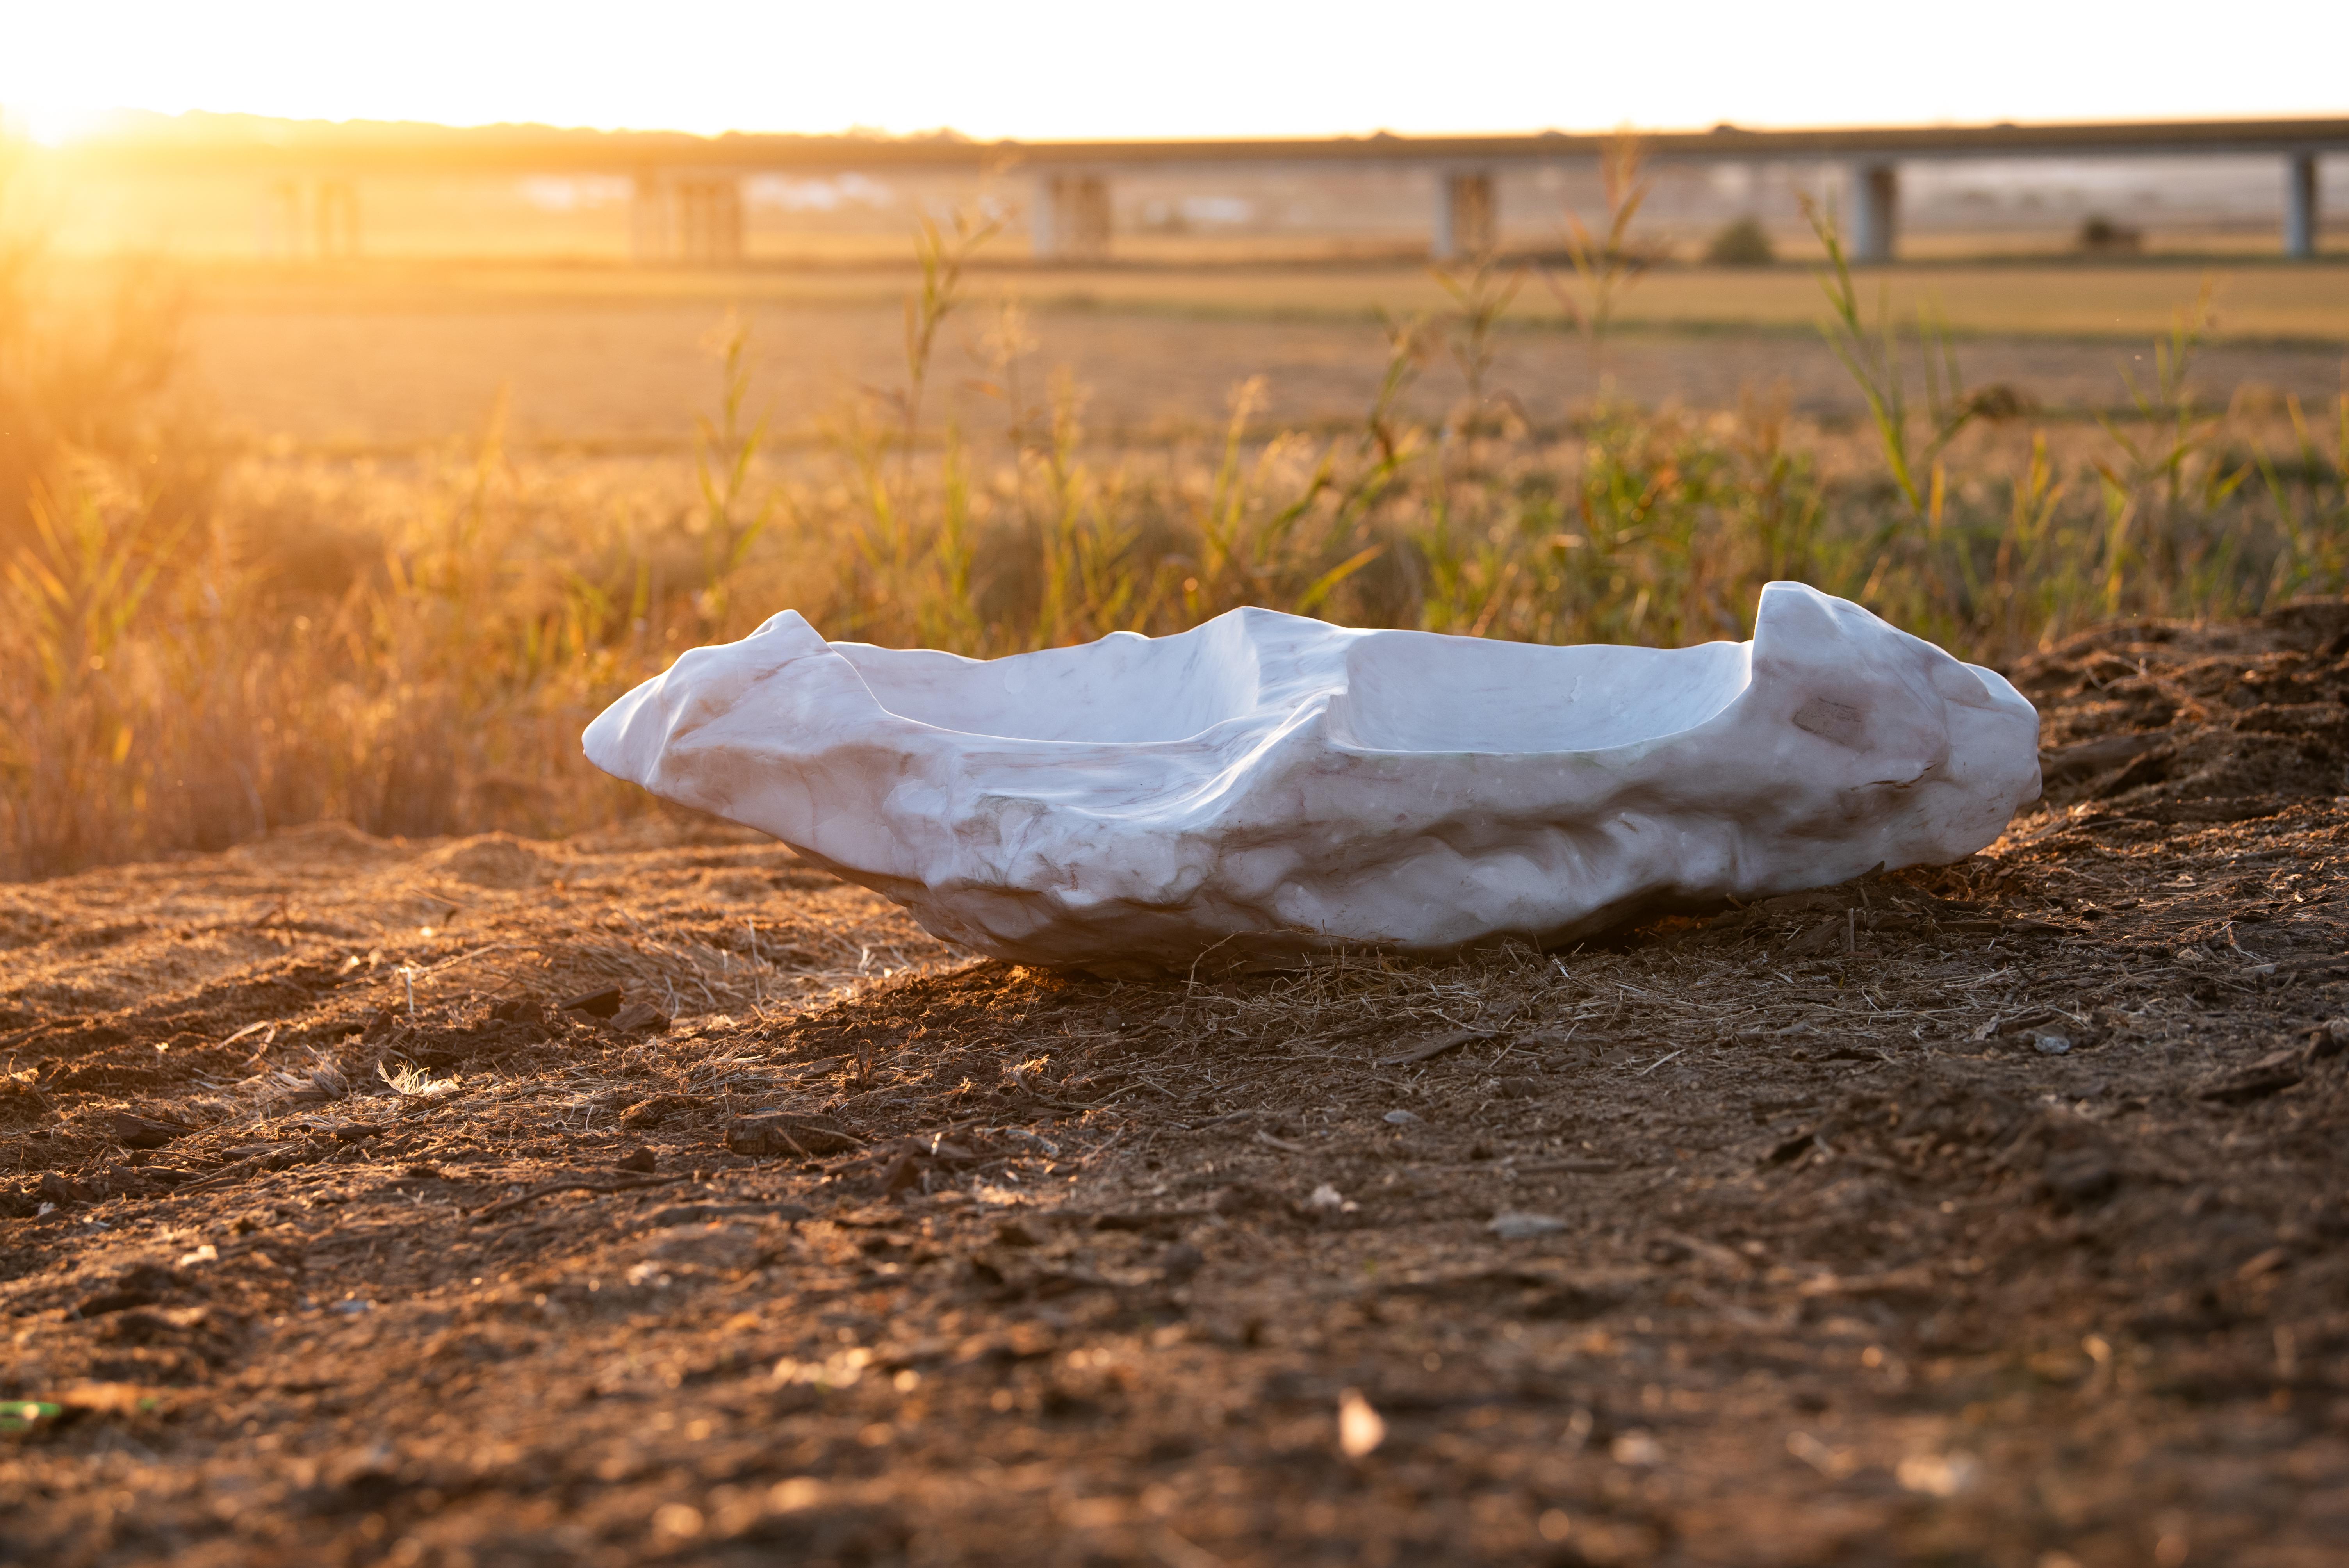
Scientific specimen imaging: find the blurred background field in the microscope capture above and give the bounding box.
[161,260,2349,447]
[4,123,2347,883]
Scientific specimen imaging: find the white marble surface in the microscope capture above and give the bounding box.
[583,583,2041,969]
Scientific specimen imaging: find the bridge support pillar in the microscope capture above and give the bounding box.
[315,180,360,260]
[1851,161,1899,263]
[1032,173,1111,261]
[258,179,361,261]
[2285,152,2320,259]
[262,180,302,259]
[1433,169,1497,261]
[631,173,745,264]
[631,174,661,261]
[679,178,745,264]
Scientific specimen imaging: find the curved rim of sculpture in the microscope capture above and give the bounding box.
[585,582,2042,969]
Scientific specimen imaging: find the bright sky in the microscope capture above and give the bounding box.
[4,0,2344,143]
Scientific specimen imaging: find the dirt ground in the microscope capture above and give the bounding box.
[7,602,2349,1567]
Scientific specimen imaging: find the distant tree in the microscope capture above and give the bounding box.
[1704,216,1775,267]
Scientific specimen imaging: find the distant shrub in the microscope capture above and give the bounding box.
[2078,215,2143,253]
[1704,216,1775,267]
[1962,382,2039,421]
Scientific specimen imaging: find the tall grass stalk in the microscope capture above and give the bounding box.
[1543,134,1655,380]
[1800,193,1981,523]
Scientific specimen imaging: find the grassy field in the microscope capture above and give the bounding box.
[155,256,2349,449]
[177,296,2349,451]
[179,254,2349,342]
[5,214,2348,879]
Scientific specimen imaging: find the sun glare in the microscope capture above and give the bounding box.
[10,103,114,148]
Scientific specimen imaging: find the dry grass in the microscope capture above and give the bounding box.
[4,166,2348,882]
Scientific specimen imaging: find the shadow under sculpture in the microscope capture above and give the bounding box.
[584,582,2041,971]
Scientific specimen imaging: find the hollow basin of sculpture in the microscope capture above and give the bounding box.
[584,581,2040,968]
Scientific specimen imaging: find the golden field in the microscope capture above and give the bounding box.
[178,254,2349,335]
[5,202,2347,879]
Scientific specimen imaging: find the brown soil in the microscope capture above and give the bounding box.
[8,606,2349,1568]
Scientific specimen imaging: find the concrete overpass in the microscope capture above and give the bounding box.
[60,116,2349,265]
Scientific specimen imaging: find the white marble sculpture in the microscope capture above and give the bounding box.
[583,583,2040,969]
